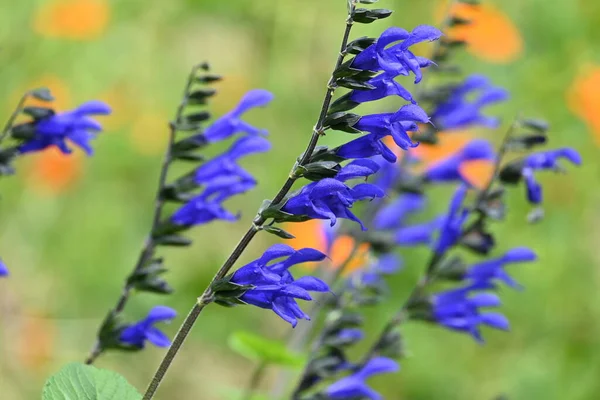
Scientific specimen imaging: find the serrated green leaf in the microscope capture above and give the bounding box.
[42,363,141,400]
[228,331,306,367]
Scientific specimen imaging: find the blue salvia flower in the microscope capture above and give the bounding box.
[373,193,426,230]
[394,216,444,246]
[354,104,430,151]
[466,247,537,288]
[335,328,365,346]
[19,100,111,155]
[435,185,469,254]
[432,283,509,343]
[119,306,177,348]
[230,244,329,327]
[431,75,509,130]
[0,259,8,277]
[282,160,385,230]
[352,253,402,289]
[203,89,273,143]
[352,26,442,82]
[521,148,581,204]
[171,136,271,226]
[350,73,417,104]
[194,136,271,186]
[335,133,399,163]
[325,357,399,400]
[424,139,495,184]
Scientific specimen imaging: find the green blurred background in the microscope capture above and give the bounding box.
[0,0,599,399]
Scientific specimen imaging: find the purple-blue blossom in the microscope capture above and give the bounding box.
[19,100,111,155]
[431,75,509,130]
[352,25,442,83]
[350,73,416,104]
[394,216,444,246]
[465,247,537,288]
[434,185,469,254]
[354,104,429,151]
[373,193,426,230]
[432,282,509,343]
[0,259,8,277]
[335,133,398,163]
[282,160,385,230]
[424,139,495,184]
[521,148,581,204]
[119,306,177,349]
[171,136,270,226]
[230,244,329,327]
[325,357,399,400]
[203,89,273,143]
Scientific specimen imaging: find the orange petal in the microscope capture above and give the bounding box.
[411,131,474,171]
[436,1,523,64]
[33,0,110,40]
[458,159,495,190]
[567,66,600,145]
[27,148,82,194]
[330,235,370,275]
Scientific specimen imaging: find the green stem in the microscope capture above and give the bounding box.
[0,93,29,145]
[142,11,357,400]
[85,65,200,365]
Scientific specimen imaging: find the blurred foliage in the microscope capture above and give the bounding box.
[0,0,599,399]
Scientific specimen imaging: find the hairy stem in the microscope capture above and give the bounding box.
[142,11,357,400]
[84,66,199,365]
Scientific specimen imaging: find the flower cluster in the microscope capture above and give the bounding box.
[119,306,177,349]
[431,74,509,131]
[17,100,112,155]
[431,247,537,341]
[218,245,330,327]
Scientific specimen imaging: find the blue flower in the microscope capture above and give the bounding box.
[432,75,509,130]
[203,89,273,143]
[350,73,416,104]
[351,253,402,289]
[434,185,469,254]
[0,259,8,277]
[432,283,509,343]
[394,216,444,246]
[521,148,581,204]
[335,133,398,163]
[230,244,329,327]
[119,306,177,349]
[195,136,271,185]
[465,247,537,288]
[282,160,385,230]
[354,104,430,150]
[352,25,442,82]
[325,357,399,400]
[19,100,111,155]
[424,139,495,183]
[373,193,426,230]
[171,136,270,226]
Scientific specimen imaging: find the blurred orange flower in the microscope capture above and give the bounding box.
[27,148,82,194]
[567,66,600,145]
[411,131,495,189]
[17,314,56,371]
[437,1,523,63]
[284,220,370,274]
[411,131,473,168]
[33,0,110,40]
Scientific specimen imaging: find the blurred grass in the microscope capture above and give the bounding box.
[0,0,599,399]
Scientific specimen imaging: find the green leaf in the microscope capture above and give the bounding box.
[42,363,141,400]
[261,225,296,239]
[228,331,306,367]
[30,87,54,102]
